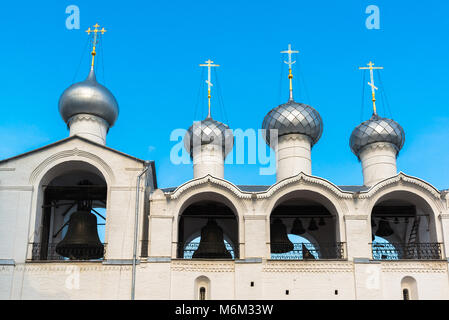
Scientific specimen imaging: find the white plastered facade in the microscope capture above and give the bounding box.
[0,137,448,300]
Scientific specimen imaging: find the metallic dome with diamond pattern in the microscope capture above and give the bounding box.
[350,113,405,158]
[262,100,323,147]
[184,117,234,157]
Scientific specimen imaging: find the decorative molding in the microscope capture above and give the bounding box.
[279,133,312,144]
[439,214,449,220]
[257,173,353,201]
[380,261,447,273]
[168,175,252,201]
[263,261,353,273]
[359,142,397,156]
[0,168,15,171]
[16,263,132,272]
[68,114,108,127]
[359,173,441,200]
[29,148,115,185]
[171,260,235,273]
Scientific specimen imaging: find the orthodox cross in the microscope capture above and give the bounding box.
[281,44,299,101]
[359,61,383,115]
[199,59,220,118]
[86,23,107,69]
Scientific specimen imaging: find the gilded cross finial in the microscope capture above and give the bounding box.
[199,59,220,118]
[281,44,299,101]
[85,23,107,69]
[359,61,384,115]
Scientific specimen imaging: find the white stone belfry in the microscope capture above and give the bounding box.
[276,133,312,181]
[359,142,398,186]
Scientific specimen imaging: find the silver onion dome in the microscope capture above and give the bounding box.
[59,69,119,127]
[262,100,323,147]
[350,113,405,158]
[184,117,234,157]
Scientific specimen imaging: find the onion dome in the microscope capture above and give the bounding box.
[184,117,234,157]
[262,99,323,147]
[350,113,405,158]
[59,69,119,127]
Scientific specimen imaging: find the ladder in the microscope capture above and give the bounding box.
[406,217,420,258]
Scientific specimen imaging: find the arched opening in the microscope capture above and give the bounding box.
[269,191,344,260]
[177,194,239,260]
[31,161,107,261]
[401,276,418,300]
[195,276,211,300]
[371,191,441,260]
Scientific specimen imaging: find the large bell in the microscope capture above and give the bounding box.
[375,218,394,237]
[270,219,294,253]
[56,210,104,260]
[193,219,232,259]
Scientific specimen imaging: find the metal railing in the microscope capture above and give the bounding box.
[372,242,442,260]
[29,243,107,261]
[177,242,238,260]
[270,242,346,260]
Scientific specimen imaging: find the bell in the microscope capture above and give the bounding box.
[394,217,399,224]
[375,218,394,237]
[302,243,315,260]
[308,218,318,231]
[318,217,326,226]
[56,210,104,260]
[193,219,231,259]
[270,219,294,253]
[291,218,305,235]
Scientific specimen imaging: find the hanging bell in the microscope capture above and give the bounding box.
[291,218,305,235]
[55,210,104,260]
[193,219,231,259]
[318,217,326,226]
[308,218,318,231]
[270,219,294,253]
[302,243,316,260]
[375,218,394,237]
[394,217,399,224]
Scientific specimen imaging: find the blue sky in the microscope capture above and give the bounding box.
[0,0,448,189]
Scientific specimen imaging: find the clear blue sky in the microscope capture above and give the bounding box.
[0,0,448,189]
